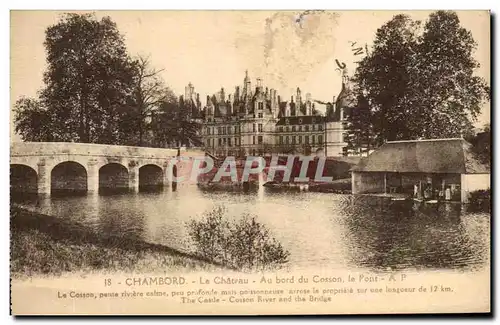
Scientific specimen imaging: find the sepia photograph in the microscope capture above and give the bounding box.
[9,9,491,315]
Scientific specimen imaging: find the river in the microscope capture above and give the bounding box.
[12,184,490,273]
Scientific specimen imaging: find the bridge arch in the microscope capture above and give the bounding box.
[51,161,88,195]
[99,163,129,193]
[139,164,164,191]
[10,164,38,194]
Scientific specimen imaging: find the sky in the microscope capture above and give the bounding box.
[10,10,491,140]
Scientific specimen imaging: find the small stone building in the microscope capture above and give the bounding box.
[351,138,490,203]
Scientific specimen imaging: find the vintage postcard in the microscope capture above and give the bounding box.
[10,10,491,315]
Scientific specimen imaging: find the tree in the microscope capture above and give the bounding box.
[151,92,203,153]
[13,97,54,141]
[123,55,169,146]
[17,13,135,144]
[349,11,490,145]
[412,11,490,138]
[466,123,490,167]
[344,93,376,156]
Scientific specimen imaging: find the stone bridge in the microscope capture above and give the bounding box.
[10,142,205,195]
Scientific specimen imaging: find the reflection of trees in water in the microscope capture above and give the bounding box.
[342,197,489,271]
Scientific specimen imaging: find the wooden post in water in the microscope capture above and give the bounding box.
[384,173,387,194]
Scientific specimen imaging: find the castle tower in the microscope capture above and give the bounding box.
[270,89,277,117]
[206,95,214,118]
[220,87,225,102]
[256,78,263,91]
[227,94,233,116]
[185,82,195,101]
[305,92,312,115]
[234,86,240,102]
[244,70,252,96]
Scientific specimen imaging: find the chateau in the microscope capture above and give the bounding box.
[180,71,351,157]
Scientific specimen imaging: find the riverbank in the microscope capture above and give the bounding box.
[10,205,223,278]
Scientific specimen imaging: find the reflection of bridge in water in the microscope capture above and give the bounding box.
[10,142,204,196]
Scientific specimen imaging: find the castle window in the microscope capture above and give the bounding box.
[292,136,296,144]
[292,126,296,132]
[286,136,290,144]
[258,136,263,144]
[298,136,302,144]
[278,126,283,132]
[305,125,309,132]
[258,102,264,110]
[218,138,222,146]
[234,125,238,134]
[318,135,323,144]
[279,136,283,144]
[286,126,289,132]
[298,126,302,132]
[218,127,221,135]
[253,136,256,145]
[305,136,309,144]
[207,127,211,135]
[228,127,231,135]
[228,138,232,147]
[312,135,315,145]
[298,118,303,124]
[258,124,263,132]
[318,124,323,131]
[258,113,263,118]
[253,124,256,132]
[312,125,316,131]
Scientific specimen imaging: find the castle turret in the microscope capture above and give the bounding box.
[227,94,233,116]
[270,89,277,117]
[305,92,312,115]
[256,78,263,92]
[244,70,252,96]
[234,86,240,102]
[220,87,225,102]
[205,95,214,118]
[185,82,195,101]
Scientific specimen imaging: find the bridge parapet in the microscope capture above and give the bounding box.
[10,142,184,159]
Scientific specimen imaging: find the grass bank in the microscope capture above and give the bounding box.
[10,206,223,278]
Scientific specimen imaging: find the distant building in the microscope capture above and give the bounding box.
[351,138,491,203]
[189,70,350,157]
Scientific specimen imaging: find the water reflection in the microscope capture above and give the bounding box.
[11,187,490,272]
[342,197,488,271]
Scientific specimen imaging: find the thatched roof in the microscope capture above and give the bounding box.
[352,138,489,174]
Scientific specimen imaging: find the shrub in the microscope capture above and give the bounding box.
[187,206,290,271]
[468,189,491,212]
